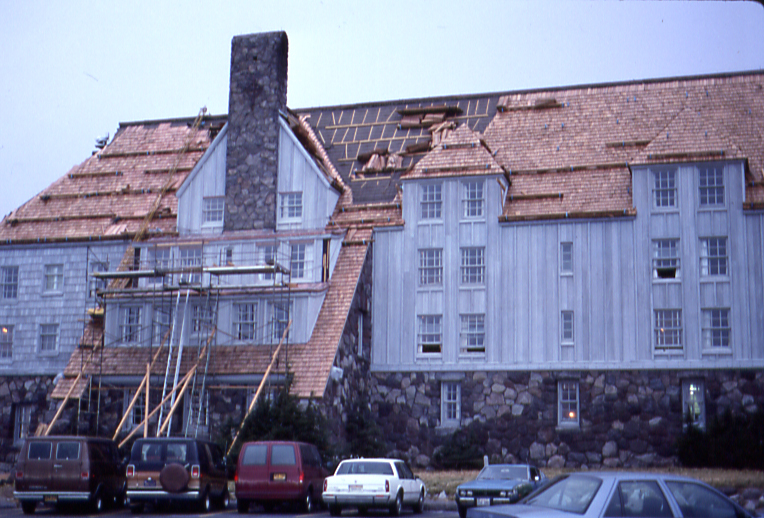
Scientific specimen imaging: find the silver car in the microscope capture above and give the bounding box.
[467,471,755,518]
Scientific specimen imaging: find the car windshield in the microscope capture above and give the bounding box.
[336,461,394,476]
[478,465,528,480]
[525,475,601,514]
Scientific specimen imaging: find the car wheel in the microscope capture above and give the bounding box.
[21,501,36,515]
[389,492,402,516]
[129,503,144,514]
[237,498,250,513]
[413,489,424,514]
[457,504,467,518]
[200,488,213,513]
[114,489,126,508]
[303,490,315,513]
[218,488,230,510]
[329,505,341,516]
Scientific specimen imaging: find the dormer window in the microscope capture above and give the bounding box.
[202,197,225,224]
[279,192,303,220]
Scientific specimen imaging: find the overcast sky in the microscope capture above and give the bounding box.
[0,0,762,219]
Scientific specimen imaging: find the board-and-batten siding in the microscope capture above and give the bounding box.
[745,212,764,361]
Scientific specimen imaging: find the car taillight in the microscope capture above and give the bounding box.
[126,465,135,478]
[191,465,200,478]
[299,472,304,484]
[15,471,23,479]
[385,480,390,493]
[323,480,327,492]
[234,471,238,483]
[81,471,89,480]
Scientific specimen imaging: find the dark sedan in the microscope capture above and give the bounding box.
[456,464,548,518]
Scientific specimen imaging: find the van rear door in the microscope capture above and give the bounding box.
[52,440,84,493]
[238,443,269,496]
[268,443,300,499]
[17,440,54,492]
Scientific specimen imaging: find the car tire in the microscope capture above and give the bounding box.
[21,501,36,515]
[389,492,402,516]
[303,490,315,513]
[329,505,341,516]
[199,488,212,513]
[457,504,467,518]
[218,488,230,510]
[413,489,424,514]
[237,498,250,513]
[91,490,104,513]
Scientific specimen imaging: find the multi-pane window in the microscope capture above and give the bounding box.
[120,306,141,344]
[202,197,225,224]
[1,266,18,299]
[149,247,171,284]
[560,242,573,274]
[179,248,202,284]
[702,308,730,349]
[259,244,277,281]
[699,166,724,206]
[0,325,12,359]
[417,315,442,354]
[462,181,484,218]
[654,309,682,350]
[290,243,307,279]
[44,264,64,292]
[279,192,303,219]
[14,405,32,444]
[460,314,485,354]
[271,301,291,342]
[123,390,145,430]
[192,305,214,335]
[420,184,442,219]
[419,249,443,286]
[460,248,484,284]
[653,169,677,208]
[441,382,461,426]
[39,324,59,353]
[653,239,680,279]
[682,380,705,429]
[234,302,257,341]
[558,381,579,427]
[700,238,728,276]
[153,305,171,345]
[561,311,574,344]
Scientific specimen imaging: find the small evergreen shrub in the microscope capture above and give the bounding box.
[344,391,387,458]
[432,421,487,470]
[677,409,764,469]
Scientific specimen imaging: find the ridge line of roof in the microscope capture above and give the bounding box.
[117,113,228,128]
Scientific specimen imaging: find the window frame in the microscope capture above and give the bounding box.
[420,183,443,220]
[152,305,171,346]
[234,302,257,342]
[561,310,574,344]
[654,309,683,352]
[270,300,292,343]
[462,180,485,219]
[558,380,580,428]
[14,405,32,444]
[701,308,730,350]
[1,266,19,300]
[178,247,202,284]
[192,304,214,336]
[698,166,724,207]
[459,314,485,355]
[441,382,461,427]
[652,168,677,209]
[682,379,706,429]
[39,323,59,354]
[652,239,680,280]
[560,242,573,275]
[119,306,142,345]
[279,192,303,221]
[290,243,307,279]
[460,247,485,285]
[417,315,442,355]
[202,196,225,225]
[419,249,443,287]
[699,237,728,277]
[122,389,146,431]
[43,264,64,293]
[0,324,13,360]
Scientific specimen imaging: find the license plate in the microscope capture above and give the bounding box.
[349,484,362,491]
[272,473,286,481]
[44,495,58,503]
[143,479,156,487]
[477,497,490,506]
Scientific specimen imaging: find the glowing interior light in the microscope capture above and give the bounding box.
[569,411,576,419]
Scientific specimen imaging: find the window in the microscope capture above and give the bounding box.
[234,302,257,341]
[666,481,736,518]
[192,305,213,335]
[700,238,728,276]
[605,480,672,518]
[357,313,364,357]
[460,314,485,354]
[0,325,12,360]
[654,309,682,351]
[702,309,730,349]
[699,166,724,206]
[653,239,680,279]
[682,379,705,429]
[1,266,18,299]
[179,248,202,284]
[290,243,306,279]
[149,247,171,284]
[558,381,579,427]
[417,315,442,354]
[120,306,141,344]
[259,244,277,281]
[441,382,461,426]
[123,390,145,430]
[419,249,443,286]
[153,305,171,345]
[560,242,573,274]
[39,324,58,353]
[271,301,291,342]
[462,181,484,218]
[44,264,63,292]
[279,192,303,219]
[653,169,677,208]
[88,261,107,297]
[420,184,442,219]
[14,405,32,444]
[460,248,484,284]
[202,197,225,224]
[561,311,574,344]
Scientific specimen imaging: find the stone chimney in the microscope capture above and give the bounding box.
[225,32,288,230]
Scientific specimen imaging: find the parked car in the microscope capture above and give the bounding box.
[13,435,126,515]
[466,471,758,518]
[125,437,229,513]
[234,440,328,513]
[322,458,425,516]
[456,464,547,518]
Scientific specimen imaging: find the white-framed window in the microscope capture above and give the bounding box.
[234,302,257,341]
[179,247,202,284]
[202,197,225,224]
[279,192,303,220]
[460,247,484,285]
[148,247,172,284]
[419,249,443,286]
[653,239,680,279]
[417,315,442,354]
[290,243,307,279]
[560,242,573,274]
[120,306,141,344]
[270,300,292,342]
[44,264,63,292]
[462,181,484,218]
[558,380,579,428]
[420,184,442,220]
[122,390,145,430]
[14,405,32,444]
[700,238,728,276]
[0,325,13,360]
[259,244,277,281]
[699,166,724,206]
[682,379,705,429]
[1,266,19,299]
[39,323,59,353]
[152,305,171,346]
[357,313,364,357]
[459,314,485,354]
[653,169,677,208]
[561,311,574,344]
[655,309,682,351]
[192,304,214,336]
[702,308,730,349]
[441,382,461,427]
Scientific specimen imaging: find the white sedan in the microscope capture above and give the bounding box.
[322,458,426,516]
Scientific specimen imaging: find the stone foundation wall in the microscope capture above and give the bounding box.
[370,369,764,468]
[0,375,57,469]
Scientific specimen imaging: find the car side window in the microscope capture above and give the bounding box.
[665,481,737,518]
[605,480,672,517]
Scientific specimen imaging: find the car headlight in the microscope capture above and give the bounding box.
[500,491,507,497]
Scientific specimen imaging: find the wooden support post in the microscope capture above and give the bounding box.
[144,362,150,438]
